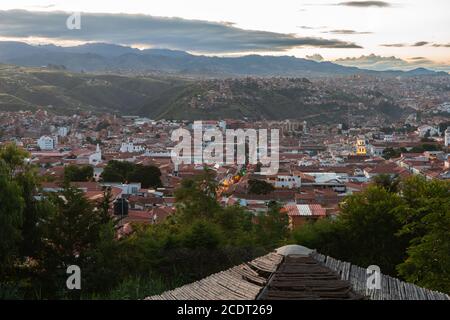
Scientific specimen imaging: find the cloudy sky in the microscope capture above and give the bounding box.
[0,0,449,68]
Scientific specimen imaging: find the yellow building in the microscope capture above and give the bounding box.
[356,138,367,155]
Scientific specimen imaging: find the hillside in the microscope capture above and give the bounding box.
[0,65,409,123]
[0,64,188,114]
[144,78,407,122]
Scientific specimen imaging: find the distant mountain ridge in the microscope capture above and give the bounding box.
[335,54,450,73]
[0,41,447,77]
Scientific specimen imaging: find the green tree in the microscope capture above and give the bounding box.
[181,220,222,250]
[101,160,135,183]
[255,202,289,248]
[294,186,409,276]
[81,220,121,294]
[16,168,47,258]
[293,176,450,293]
[214,205,255,246]
[0,161,24,277]
[64,164,94,182]
[338,186,408,275]
[382,147,402,160]
[292,218,347,257]
[101,161,162,188]
[410,144,441,153]
[174,168,221,222]
[373,174,400,193]
[396,177,450,293]
[36,186,114,298]
[128,164,162,189]
[0,143,43,259]
[98,187,113,224]
[0,143,29,171]
[248,179,274,195]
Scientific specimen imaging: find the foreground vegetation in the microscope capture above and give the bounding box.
[0,144,288,299]
[293,175,450,293]
[0,143,449,298]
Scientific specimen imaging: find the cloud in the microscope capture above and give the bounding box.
[381,41,429,47]
[334,54,450,72]
[412,41,428,47]
[298,26,328,30]
[432,43,450,47]
[337,1,391,7]
[34,4,56,9]
[0,10,362,53]
[381,43,406,47]
[306,54,324,61]
[323,29,372,35]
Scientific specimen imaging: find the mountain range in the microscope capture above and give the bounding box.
[0,41,447,77]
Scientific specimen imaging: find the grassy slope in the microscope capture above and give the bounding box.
[0,65,188,115]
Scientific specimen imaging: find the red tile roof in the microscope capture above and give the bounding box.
[283,204,326,217]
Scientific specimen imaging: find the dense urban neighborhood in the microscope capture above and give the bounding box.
[1,101,449,299]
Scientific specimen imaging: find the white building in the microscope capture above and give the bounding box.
[37,136,56,151]
[57,127,69,137]
[383,134,394,142]
[192,121,219,132]
[417,125,438,137]
[89,144,102,165]
[445,128,450,147]
[369,145,385,157]
[102,182,141,195]
[273,175,301,189]
[300,172,348,192]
